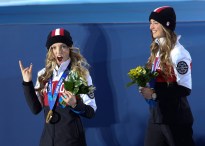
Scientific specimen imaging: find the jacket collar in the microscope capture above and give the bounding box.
[54,59,70,76]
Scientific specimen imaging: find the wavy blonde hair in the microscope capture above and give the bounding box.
[36,46,90,92]
[146,25,177,79]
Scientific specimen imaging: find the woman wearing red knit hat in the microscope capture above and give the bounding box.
[19,28,97,146]
[139,6,195,146]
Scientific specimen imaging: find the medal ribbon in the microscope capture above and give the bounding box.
[146,52,160,107]
[47,67,69,110]
[152,55,160,72]
[149,52,160,88]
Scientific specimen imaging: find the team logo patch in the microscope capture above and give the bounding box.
[176,61,188,74]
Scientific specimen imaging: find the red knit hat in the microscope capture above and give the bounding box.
[46,28,73,50]
[149,6,176,31]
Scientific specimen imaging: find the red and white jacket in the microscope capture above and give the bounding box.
[35,59,97,111]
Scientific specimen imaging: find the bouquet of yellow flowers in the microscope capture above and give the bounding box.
[64,70,95,99]
[127,66,158,87]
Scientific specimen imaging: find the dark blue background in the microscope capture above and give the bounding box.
[0,1,205,146]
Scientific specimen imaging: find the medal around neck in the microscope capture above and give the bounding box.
[46,67,68,123]
[46,110,53,123]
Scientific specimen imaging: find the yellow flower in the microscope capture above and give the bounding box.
[127,66,158,87]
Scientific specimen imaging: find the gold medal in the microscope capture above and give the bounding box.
[46,110,53,123]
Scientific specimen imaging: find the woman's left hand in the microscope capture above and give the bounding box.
[139,87,154,99]
[62,90,77,108]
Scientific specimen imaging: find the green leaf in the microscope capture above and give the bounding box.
[68,75,74,82]
[126,81,135,87]
[64,81,74,92]
[78,85,89,94]
[75,80,83,87]
[73,87,79,95]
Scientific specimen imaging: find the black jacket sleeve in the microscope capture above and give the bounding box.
[155,82,191,100]
[22,81,42,115]
[71,99,95,119]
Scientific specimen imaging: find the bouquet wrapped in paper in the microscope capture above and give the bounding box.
[127,66,158,87]
[64,70,95,99]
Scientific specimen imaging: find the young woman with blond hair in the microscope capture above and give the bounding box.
[19,28,97,146]
[139,6,195,146]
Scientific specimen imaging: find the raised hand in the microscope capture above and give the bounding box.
[19,60,33,82]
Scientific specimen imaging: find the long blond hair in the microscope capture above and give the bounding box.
[146,25,177,79]
[36,46,89,92]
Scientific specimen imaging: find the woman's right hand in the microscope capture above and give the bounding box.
[19,60,33,82]
[139,86,154,99]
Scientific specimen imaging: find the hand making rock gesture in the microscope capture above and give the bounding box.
[19,60,33,82]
